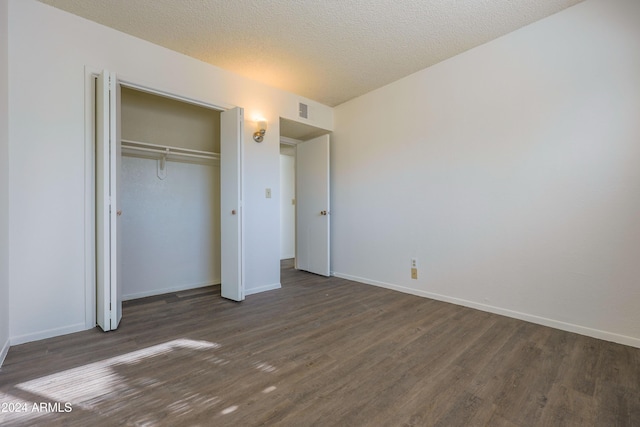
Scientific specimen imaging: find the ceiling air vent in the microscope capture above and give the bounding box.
[298,102,308,119]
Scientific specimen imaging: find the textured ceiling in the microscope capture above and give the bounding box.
[38,0,584,107]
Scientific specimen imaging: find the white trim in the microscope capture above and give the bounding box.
[84,66,98,330]
[333,272,640,349]
[10,323,87,346]
[117,78,233,112]
[122,281,220,301]
[245,283,281,296]
[240,110,246,301]
[0,338,9,368]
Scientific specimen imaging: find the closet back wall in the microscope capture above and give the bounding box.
[120,88,221,300]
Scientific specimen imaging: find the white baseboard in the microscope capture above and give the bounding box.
[333,272,640,349]
[245,282,281,296]
[0,337,9,368]
[10,322,88,346]
[122,280,220,301]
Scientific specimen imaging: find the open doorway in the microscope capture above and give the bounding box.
[280,143,296,261]
[279,118,331,278]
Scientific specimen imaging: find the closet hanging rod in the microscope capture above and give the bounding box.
[121,139,219,157]
[121,144,219,161]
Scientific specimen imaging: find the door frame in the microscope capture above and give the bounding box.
[83,66,243,328]
[279,137,299,262]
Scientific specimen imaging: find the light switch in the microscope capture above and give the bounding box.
[265,188,272,198]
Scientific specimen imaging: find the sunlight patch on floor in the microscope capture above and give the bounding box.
[4,338,283,423]
[16,339,220,405]
[254,361,277,373]
[221,405,238,415]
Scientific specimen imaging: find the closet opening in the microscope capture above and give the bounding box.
[119,87,222,301]
[88,69,244,332]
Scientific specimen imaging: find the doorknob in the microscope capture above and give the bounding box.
[231,210,236,215]
[320,210,327,216]
[117,210,122,216]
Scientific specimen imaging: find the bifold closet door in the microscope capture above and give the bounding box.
[220,107,244,301]
[96,69,123,331]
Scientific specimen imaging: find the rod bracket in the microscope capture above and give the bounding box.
[157,149,168,180]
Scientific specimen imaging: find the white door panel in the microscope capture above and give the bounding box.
[220,107,244,301]
[296,134,330,276]
[96,69,122,331]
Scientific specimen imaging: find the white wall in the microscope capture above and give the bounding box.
[0,0,10,366]
[121,157,220,300]
[332,0,640,347]
[280,152,295,259]
[7,0,333,344]
[121,87,220,152]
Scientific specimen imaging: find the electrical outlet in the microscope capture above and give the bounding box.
[265,188,272,198]
[411,268,418,279]
[411,258,417,268]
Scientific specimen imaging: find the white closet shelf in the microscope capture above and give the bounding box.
[121,139,220,161]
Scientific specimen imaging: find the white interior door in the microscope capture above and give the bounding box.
[96,69,122,331]
[220,107,244,301]
[296,134,330,276]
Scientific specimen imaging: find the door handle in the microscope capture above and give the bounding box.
[117,210,122,216]
[320,210,327,216]
[231,209,236,215]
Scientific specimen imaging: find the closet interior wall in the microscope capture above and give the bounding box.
[120,87,221,300]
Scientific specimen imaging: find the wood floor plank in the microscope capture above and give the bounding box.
[594,380,640,426]
[555,334,601,397]
[538,383,597,426]
[1,260,639,426]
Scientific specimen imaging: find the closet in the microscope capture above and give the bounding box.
[119,87,221,300]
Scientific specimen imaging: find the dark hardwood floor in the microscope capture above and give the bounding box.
[1,260,639,426]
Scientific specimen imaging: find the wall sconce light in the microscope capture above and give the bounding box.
[253,119,267,143]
